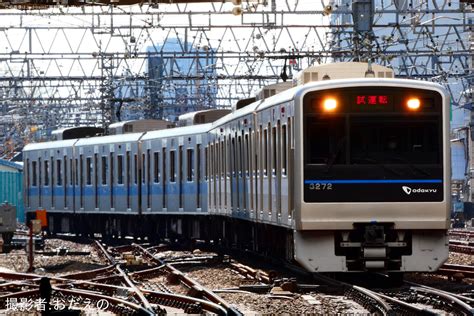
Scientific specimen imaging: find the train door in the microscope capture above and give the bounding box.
[130,141,140,214]
[41,150,52,212]
[147,140,161,213]
[99,145,112,212]
[53,148,65,211]
[114,143,127,213]
[167,138,179,212]
[184,136,197,212]
[141,141,152,213]
[25,151,39,212]
[81,146,95,213]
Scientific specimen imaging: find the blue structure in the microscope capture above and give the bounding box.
[0,159,23,222]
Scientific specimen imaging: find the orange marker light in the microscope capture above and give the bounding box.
[407,98,421,110]
[323,98,338,112]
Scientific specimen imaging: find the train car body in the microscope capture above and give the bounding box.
[23,63,450,273]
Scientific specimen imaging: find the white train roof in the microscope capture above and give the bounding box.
[75,133,144,146]
[23,139,79,152]
[141,123,212,141]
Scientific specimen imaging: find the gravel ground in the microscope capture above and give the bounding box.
[0,238,108,275]
[447,252,473,266]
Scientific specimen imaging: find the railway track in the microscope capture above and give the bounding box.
[0,239,243,315]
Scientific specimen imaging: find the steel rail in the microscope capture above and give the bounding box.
[93,240,116,265]
[410,286,474,316]
[60,265,116,280]
[132,243,243,316]
[405,280,474,305]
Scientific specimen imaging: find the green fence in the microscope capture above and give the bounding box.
[0,171,24,222]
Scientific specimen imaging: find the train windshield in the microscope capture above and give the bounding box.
[303,86,444,203]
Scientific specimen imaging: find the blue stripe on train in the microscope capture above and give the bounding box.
[28,182,207,197]
[304,179,443,184]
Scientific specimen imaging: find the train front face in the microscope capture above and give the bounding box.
[294,80,450,272]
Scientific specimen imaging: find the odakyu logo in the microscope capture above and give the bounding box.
[402,186,437,195]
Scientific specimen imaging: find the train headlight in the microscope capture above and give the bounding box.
[323,98,338,112]
[406,98,421,110]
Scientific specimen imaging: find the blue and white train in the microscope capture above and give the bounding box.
[23,62,451,272]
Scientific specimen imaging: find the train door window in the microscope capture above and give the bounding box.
[272,126,277,176]
[80,155,84,208]
[237,135,245,209]
[154,152,160,183]
[86,157,92,185]
[134,154,138,184]
[44,160,49,186]
[57,159,62,186]
[26,159,30,207]
[217,141,220,207]
[70,159,73,187]
[170,150,176,183]
[276,120,282,215]
[126,151,131,209]
[63,156,67,208]
[101,157,107,185]
[32,160,37,187]
[75,159,79,186]
[187,148,194,182]
[282,124,287,176]
[142,154,146,184]
[39,158,42,207]
[224,137,228,207]
[51,158,55,188]
[110,153,114,208]
[147,150,151,208]
[94,154,98,208]
[162,148,167,209]
[51,158,55,206]
[117,155,124,184]
[179,146,183,208]
[288,116,294,216]
[197,144,201,208]
[263,128,268,177]
[204,146,209,181]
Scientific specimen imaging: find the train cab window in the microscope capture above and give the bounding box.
[305,116,346,165]
[154,152,160,183]
[187,149,194,182]
[32,161,37,187]
[57,160,62,186]
[170,150,176,182]
[282,124,287,176]
[86,157,92,185]
[44,160,50,186]
[101,156,107,185]
[117,155,124,184]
